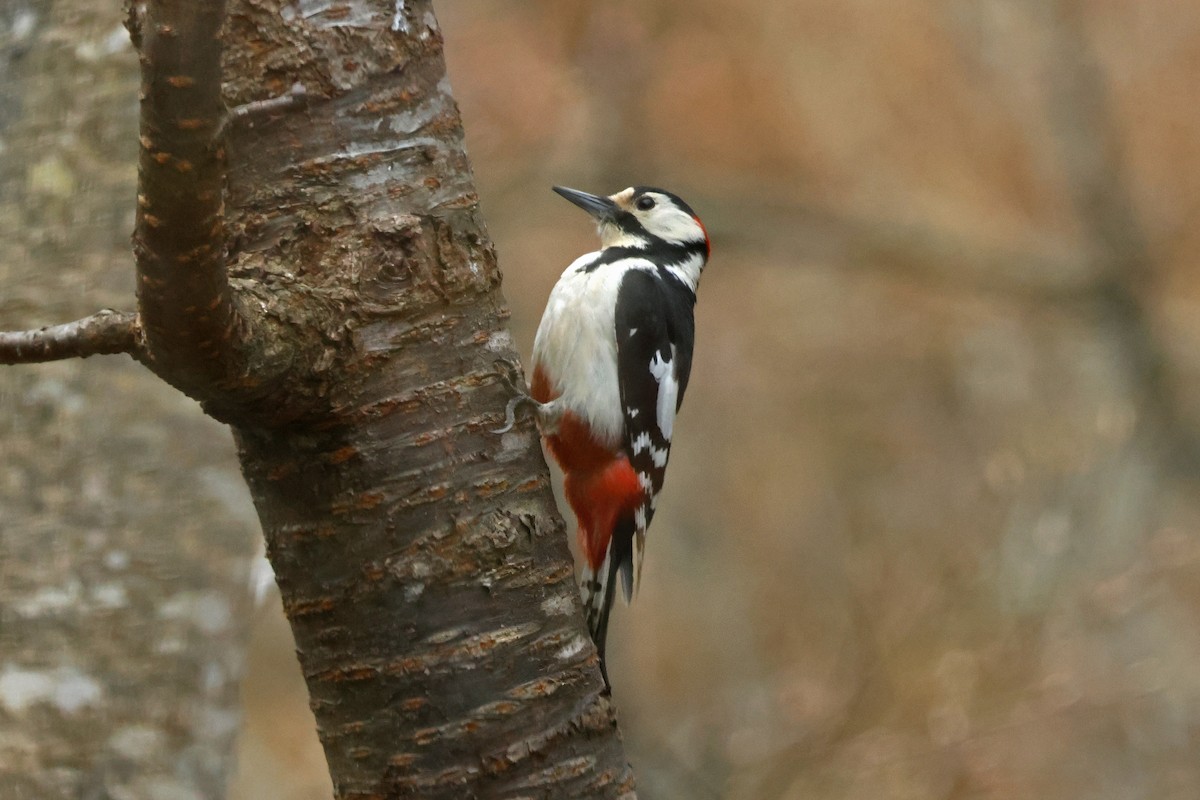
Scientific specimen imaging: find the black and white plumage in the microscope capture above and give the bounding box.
[524,185,710,683]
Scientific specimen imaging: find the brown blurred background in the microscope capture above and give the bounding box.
[234,2,1200,798]
[2,1,1198,798]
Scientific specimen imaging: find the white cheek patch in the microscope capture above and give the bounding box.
[648,207,705,247]
[648,348,678,441]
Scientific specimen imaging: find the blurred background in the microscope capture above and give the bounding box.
[3,1,1200,799]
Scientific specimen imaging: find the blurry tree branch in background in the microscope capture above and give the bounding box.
[1033,0,1200,471]
[0,0,635,798]
[0,1,259,796]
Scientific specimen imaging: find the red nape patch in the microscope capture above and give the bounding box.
[563,455,643,571]
[693,214,711,259]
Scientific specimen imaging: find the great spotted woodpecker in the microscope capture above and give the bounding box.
[499,185,710,684]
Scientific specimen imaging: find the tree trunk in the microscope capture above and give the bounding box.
[2,0,634,797]
[219,1,632,793]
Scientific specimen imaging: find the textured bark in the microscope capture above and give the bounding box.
[3,0,634,797]
[217,1,632,795]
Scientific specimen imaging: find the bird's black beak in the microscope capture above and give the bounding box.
[552,186,617,221]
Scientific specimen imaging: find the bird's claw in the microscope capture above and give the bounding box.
[493,394,536,434]
[492,357,526,394]
[491,358,534,434]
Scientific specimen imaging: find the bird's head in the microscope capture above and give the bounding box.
[553,185,710,261]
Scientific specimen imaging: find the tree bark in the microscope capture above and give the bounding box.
[2,0,634,796]
[217,1,632,794]
[131,0,248,397]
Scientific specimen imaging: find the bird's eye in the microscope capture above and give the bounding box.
[636,196,656,211]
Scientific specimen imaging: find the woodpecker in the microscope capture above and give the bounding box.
[499,185,710,684]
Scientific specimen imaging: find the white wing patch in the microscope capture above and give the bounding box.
[648,346,678,441]
[651,446,669,468]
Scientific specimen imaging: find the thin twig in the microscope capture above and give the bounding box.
[0,310,146,364]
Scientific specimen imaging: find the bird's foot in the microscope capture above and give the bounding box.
[492,359,537,434]
[491,358,563,435]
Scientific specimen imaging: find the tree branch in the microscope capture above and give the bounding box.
[1033,0,1200,472]
[132,0,243,395]
[0,310,146,364]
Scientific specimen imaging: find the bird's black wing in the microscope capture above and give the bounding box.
[616,267,696,587]
[583,267,697,684]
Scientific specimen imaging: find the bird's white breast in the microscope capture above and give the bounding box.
[532,252,634,447]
